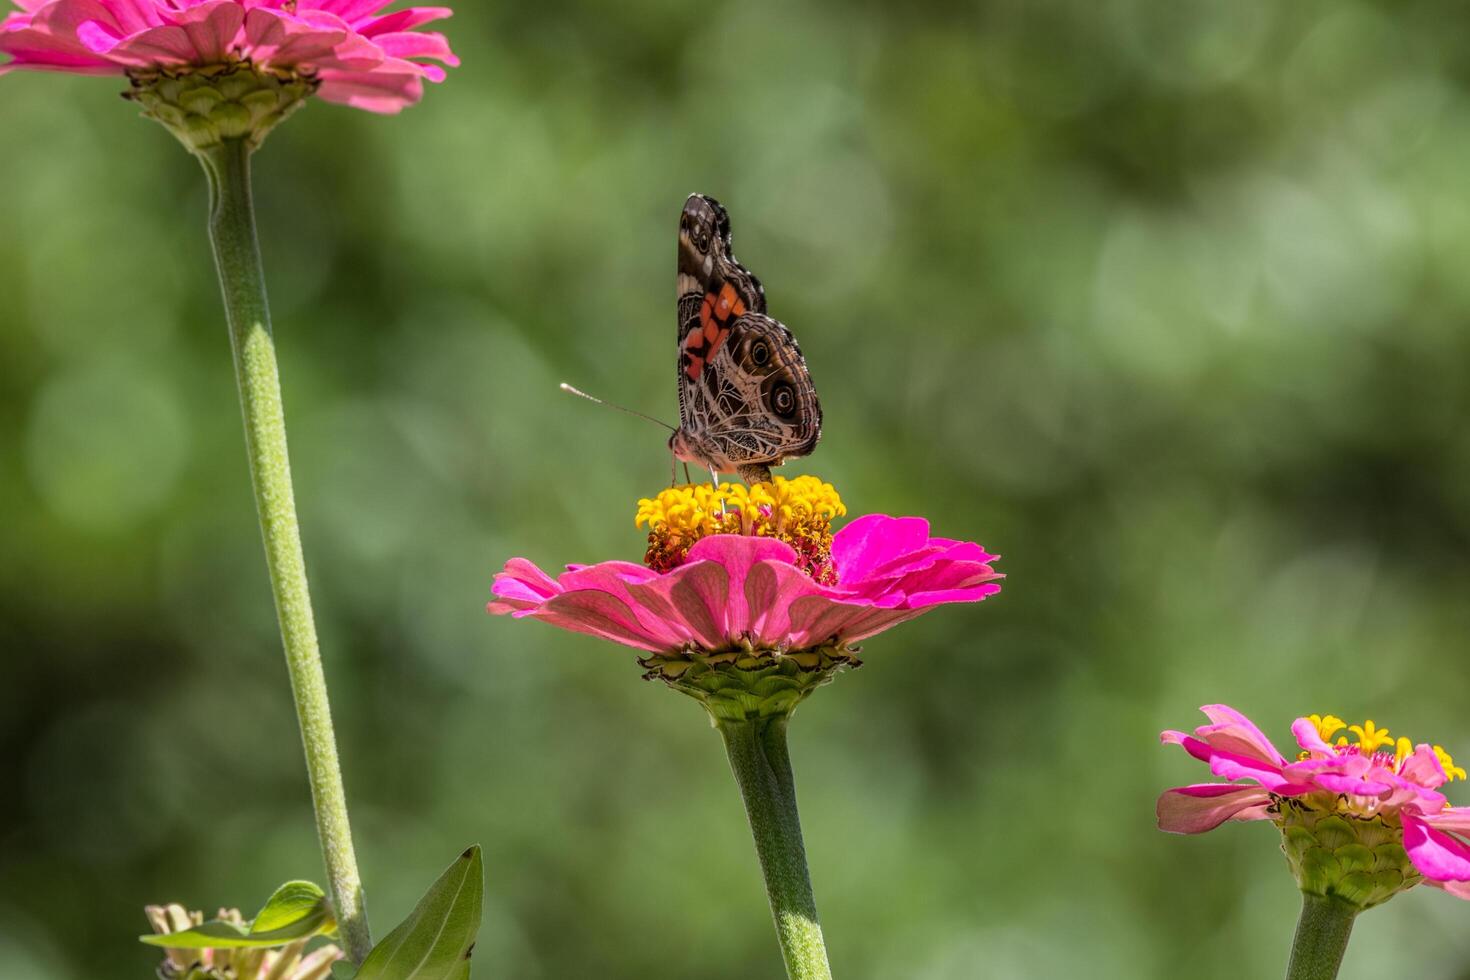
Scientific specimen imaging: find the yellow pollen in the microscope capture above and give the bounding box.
[1307,714,1346,742]
[635,476,846,580]
[636,476,844,537]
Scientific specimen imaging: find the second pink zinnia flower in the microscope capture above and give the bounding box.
[1159,704,1470,908]
[0,0,458,113]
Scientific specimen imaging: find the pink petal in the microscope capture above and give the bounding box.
[1399,744,1449,789]
[1157,784,1273,834]
[0,27,116,68]
[1162,733,1298,793]
[684,534,797,567]
[557,561,686,649]
[831,514,931,584]
[173,1,245,63]
[501,557,562,599]
[1417,806,1470,835]
[242,8,351,66]
[1312,771,1394,797]
[1291,717,1336,756]
[783,593,896,648]
[1426,878,1470,900]
[1197,704,1286,765]
[306,0,392,26]
[372,29,456,65]
[535,589,666,653]
[30,0,124,38]
[98,0,162,34]
[1379,770,1447,812]
[316,66,422,112]
[99,23,195,64]
[1404,814,1470,883]
[741,558,833,647]
[356,6,452,37]
[903,581,1003,608]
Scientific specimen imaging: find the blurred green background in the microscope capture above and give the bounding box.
[5,0,1470,976]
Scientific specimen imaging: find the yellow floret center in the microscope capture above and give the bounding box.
[635,476,846,581]
[1301,712,1464,781]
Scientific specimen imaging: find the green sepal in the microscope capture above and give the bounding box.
[140,880,335,949]
[640,639,860,723]
[352,846,483,980]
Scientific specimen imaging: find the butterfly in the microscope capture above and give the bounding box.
[669,193,822,485]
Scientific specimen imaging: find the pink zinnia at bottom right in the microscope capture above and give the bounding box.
[1158,704,1470,908]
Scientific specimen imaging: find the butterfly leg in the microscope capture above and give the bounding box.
[707,464,729,519]
[683,462,692,485]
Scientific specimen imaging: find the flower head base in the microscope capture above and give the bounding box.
[640,636,861,724]
[1159,705,1470,910]
[145,904,341,980]
[1272,800,1421,909]
[126,64,316,152]
[1,1,458,138]
[637,476,846,582]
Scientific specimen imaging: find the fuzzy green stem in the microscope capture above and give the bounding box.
[1284,893,1357,980]
[196,137,371,964]
[717,715,833,980]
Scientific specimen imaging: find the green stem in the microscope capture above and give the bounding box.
[196,138,371,964]
[1284,894,1357,980]
[717,715,833,980]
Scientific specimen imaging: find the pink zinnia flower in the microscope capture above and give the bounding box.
[487,478,1000,707]
[0,0,457,112]
[1159,704,1470,907]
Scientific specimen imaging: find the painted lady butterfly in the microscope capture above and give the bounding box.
[670,194,822,485]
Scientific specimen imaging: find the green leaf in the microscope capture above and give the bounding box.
[353,845,483,980]
[139,879,335,949]
[139,920,253,949]
[250,880,335,938]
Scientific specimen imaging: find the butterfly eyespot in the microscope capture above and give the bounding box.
[771,383,795,417]
[751,342,770,366]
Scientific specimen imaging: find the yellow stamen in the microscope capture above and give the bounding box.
[1435,746,1467,781]
[1308,714,1346,742]
[635,476,846,581]
[1394,736,1413,771]
[1350,720,1393,754]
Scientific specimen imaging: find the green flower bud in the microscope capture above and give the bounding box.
[1273,795,1423,910]
[124,66,318,154]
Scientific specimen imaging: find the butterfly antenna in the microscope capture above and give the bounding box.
[560,383,676,432]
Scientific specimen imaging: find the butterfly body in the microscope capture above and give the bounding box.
[672,194,821,485]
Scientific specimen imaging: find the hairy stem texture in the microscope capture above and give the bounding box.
[198,138,371,964]
[1284,893,1357,980]
[719,715,833,980]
